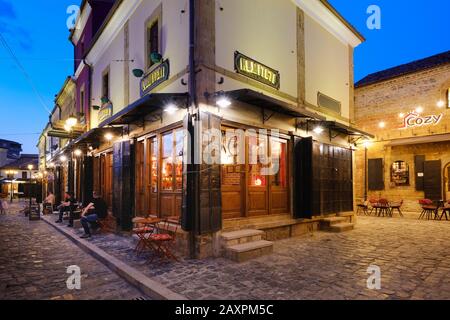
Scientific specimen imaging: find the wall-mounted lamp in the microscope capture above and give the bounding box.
[74,149,83,157]
[313,126,324,134]
[164,104,178,115]
[104,133,114,141]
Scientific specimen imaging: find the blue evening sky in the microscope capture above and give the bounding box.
[0,0,449,153]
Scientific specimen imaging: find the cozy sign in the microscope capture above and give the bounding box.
[234,51,280,89]
[140,60,170,96]
[98,102,113,124]
[401,112,443,129]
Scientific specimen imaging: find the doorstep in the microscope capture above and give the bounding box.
[41,215,186,300]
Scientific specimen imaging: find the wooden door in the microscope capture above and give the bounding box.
[424,160,442,201]
[135,140,145,216]
[269,138,289,215]
[247,134,269,216]
[221,164,245,219]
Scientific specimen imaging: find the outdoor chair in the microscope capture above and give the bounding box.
[356,201,369,215]
[439,201,450,221]
[375,198,391,217]
[97,213,116,233]
[368,198,379,215]
[419,199,438,220]
[390,200,404,217]
[146,219,179,263]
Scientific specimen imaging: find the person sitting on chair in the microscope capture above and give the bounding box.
[43,191,55,215]
[56,192,77,226]
[80,191,108,239]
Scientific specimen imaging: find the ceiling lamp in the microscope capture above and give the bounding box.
[216,97,231,108]
[313,126,324,134]
[164,104,178,115]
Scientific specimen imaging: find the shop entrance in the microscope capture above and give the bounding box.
[424,160,442,201]
[221,127,289,219]
[444,162,450,202]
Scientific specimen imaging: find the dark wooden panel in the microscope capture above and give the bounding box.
[424,160,442,201]
[293,137,313,219]
[414,155,425,191]
[368,158,384,191]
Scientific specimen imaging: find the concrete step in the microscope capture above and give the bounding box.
[326,222,355,233]
[320,217,347,227]
[221,229,264,247]
[225,240,273,263]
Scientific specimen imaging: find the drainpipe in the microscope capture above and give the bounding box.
[83,59,93,129]
[188,0,197,259]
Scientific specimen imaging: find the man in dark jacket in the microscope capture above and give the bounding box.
[80,191,108,238]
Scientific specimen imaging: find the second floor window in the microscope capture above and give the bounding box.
[102,70,109,102]
[147,20,159,68]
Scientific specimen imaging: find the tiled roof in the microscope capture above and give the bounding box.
[0,154,38,170]
[355,50,450,88]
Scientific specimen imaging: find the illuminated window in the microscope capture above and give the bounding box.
[248,134,268,187]
[175,130,183,190]
[161,133,173,191]
[391,160,409,186]
[271,139,287,187]
[150,137,158,193]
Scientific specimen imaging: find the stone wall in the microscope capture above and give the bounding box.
[354,63,450,213]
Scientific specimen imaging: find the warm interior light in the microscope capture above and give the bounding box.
[74,149,83,157]
[415,106,424,113]
[104,133,114,141]
[437,100,445,108]
[216,97,231,108]
[164,104,178,115]
[399,113,405,118]
[64,123,72,132]
[60,155,67,162]
[313,126,324,134]
[66,116,78,127]
[378,122,386,128]
[27,164,34,171]
[362,140,372,148]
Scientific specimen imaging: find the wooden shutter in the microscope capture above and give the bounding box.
[368,158,384,191]
[293,137,313,219]
[414,155,425,191]
[424,160,442,201]
[182,114,195,231]
[81,156,93,206]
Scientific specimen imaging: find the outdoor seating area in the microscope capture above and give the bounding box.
[419,199,450,221]
[132,216,180,264]
[357,198,450,221]
[357,198,404,217]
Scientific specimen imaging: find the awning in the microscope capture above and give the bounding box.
[225,89,326,121]
[99,92,189,127]
[71,127,123,146]
[47,129,83,139]
[386,133,450,147]
[300,120,374,138]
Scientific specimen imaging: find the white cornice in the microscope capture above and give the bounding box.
[292,0,363,48]
[74,60,86,79]
[86,0,142,65]
[72,4,92,45]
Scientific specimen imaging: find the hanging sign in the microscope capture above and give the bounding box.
[98,102,113,124]
[234,51,280,89]
[401,112,443,129]
[140,60,170,96]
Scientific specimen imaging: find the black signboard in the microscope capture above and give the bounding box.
[140,60,170,96]
[234,51,280,89]
[29,204,41,221]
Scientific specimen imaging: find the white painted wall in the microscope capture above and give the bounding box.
[304,14,350,119]
[215,0,298,99]
[89,0,189,128]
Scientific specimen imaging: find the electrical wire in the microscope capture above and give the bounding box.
[0,32,52,115]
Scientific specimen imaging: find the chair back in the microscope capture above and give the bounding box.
[378,198,389,207]
[368,198,378,206]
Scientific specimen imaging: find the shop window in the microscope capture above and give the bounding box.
[150,137,158,193]
[271,139,287,187]
[248,134,268,187]
[391,160,409,186]
[161,133,173,191]
[175,130,183,190]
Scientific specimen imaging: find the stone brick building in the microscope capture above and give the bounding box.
[354,51,450,213]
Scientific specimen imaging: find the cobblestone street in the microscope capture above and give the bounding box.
[0,203,147,300]
[88,215,450,300]
[3,203,450,300]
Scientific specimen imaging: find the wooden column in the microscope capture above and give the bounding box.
[297,8,306,107]
[112,140,134,231]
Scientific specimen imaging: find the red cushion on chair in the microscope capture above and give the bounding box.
[133,227,153,234]
[149,233,173,241]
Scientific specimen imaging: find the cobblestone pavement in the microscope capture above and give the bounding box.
[81,215,450,300]
[0,203,147,300]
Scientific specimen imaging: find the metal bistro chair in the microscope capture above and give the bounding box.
[368,198,379,216]
[356,200,369,216]
[376,199,391,217]
[439,200,450,221]
[419,199,438,220]
[146,218,179,263]
[390,200,404,217]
